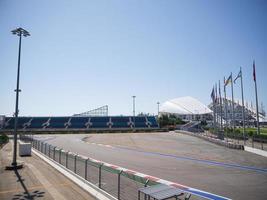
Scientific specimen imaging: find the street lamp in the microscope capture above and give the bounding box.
[157,102,160,117]
[6,27,30,170]
[132,96,136,129]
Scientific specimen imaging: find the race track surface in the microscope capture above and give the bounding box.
[34,132,267,200]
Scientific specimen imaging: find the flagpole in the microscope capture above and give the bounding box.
[240,67,246,144]
[219,80,223,131]
[230,72,235,129]
[224,77,228,128]
[214,84,217,129]
[224,77,228,142]
[212,86,216,131]
[253,61,260,135]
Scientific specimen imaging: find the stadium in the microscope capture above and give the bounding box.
[1,2,267,200]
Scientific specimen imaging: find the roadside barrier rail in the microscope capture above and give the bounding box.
[20,135,231,200]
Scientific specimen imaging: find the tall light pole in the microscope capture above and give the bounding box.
[6,28,30,170]
[132,96,136,129]
[157,102,160,117]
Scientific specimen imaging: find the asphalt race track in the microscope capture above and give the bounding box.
[34,132,267,200]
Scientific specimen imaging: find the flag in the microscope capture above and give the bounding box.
[253,60,256,81]
[225,74,232,86]
[234,69,242,83]
[211,87,215,102]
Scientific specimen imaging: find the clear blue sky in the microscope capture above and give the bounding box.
[0,0,266,116]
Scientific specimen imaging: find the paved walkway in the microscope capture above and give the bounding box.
[0,142,96,200]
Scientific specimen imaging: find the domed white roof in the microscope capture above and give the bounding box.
[160,96,212,115]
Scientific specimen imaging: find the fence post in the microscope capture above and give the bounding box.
[98,163,103,188]
[44,143,47,155]
[59,149,62,164]
[74,154,77,173]
[144,179,149,200]
[53,147,56,160]
[118,170,123,200]
[41,142,43,153]
[48,145,51,158]
[252,135,254,148]
[85,158,89,180]
[261,138,263,150]
[66,151,69,168]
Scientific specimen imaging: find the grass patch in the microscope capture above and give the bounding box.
[236,127,267,135]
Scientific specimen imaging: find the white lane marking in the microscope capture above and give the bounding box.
[82,141,114,149]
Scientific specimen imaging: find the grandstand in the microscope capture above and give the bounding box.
[210,97,266,126]
[1,116,159,131]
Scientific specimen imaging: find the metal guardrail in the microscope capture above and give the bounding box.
[20,135,158,200]
[20,135,231,200]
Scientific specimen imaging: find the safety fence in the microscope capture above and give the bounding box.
[20,135,230,200]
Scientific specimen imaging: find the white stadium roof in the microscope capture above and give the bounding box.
[160,96,212,115]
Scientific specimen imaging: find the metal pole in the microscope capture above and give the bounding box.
[212,86,216,132]
[11,33,22,167]
[98,164,103,188]
[157,102,160,117]
[219,80,223,131]
[59,149,62,164]
[223,77,228,142]
[230,72,235,129]
[132,96,136,129]
[240,67,246,144]
[253,62,260,135]
[66,151,69,168]
[118,170,123,199]
[74,155,77,173]
[85,158,89,180]
[53,147,56,160]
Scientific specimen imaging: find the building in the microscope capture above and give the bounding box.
[210,98,266,126]
[159,96,212,121]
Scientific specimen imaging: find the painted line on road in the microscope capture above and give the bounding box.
[82,141,114,149]
[33,139,231,200]
[81,142,232,199]
[115,146,267,174]
[85,142,267,174]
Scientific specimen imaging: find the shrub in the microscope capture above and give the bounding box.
[0,133,9,147]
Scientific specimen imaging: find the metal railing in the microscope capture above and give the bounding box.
[20,135,163,200]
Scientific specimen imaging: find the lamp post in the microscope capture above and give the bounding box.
[157,102,160,117]
[6,28,30,170]
[132,96,136,129]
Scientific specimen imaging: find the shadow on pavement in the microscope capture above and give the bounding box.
[12,169,45,200]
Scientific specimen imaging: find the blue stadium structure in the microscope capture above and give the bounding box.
[1,116,159,131]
